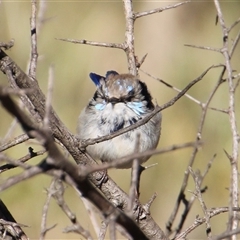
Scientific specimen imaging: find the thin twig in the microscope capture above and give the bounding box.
[128,134,141,216]
[57,38,124,49]
[0,134,29,152]
[184,44,221,53]
[140,68,202,105]
[188,167,212,239]
[0,148,46,173]
[134,1,189,19]
[40,180,55,240]
[83,141,202,176]
[43,65,54,128]
[1,118,18,143]
[123,0,137,75]
[175,207,240,239]
[98,221,108,240]
[28,0,38,78]
[52,179,93,240]
[214,0,239,235]
[229,30,240,58]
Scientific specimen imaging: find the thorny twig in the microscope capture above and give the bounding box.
[214,0,239,236]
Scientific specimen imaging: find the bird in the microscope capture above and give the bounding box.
[77,71,162,168]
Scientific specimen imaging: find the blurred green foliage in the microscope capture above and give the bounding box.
[0,1,240,239]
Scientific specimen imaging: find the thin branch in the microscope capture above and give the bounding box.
[28,0,38,78]
[57,38,124,49]
[229,30,240,58]
[1,118,18,143]
[175,207,240,239]
[83,141,202,176]
[228,17,240,33]
[81,198,100,238]
[134,1,190,19]
[140,68,202,105]
[40,180,55,240]
[37,0,47,31]
[123,0,137,75]
[184,44,221,53]
[188,167,212,239]
[43,64,54,128]
[214,0,239,235]
[128,134,141,215]
[0,148,46,173]
[213,228,240,240]
[52,179,93,240]
[0,134,29,152]
[0,199,28,240]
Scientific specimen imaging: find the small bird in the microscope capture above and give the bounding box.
[77,71,162,168]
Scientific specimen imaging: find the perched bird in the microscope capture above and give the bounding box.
[77,71,162,168]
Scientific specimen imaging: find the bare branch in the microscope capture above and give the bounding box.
[52,179,93,240]
[43,64,55,128]
[57,38,124,49]
[123,0,137,75]
[134,1,190,19]
[229,30,240,58]
[188,167,212,239]
[40,180,55,240]
[140,69,202,105]
[28,0,38,78]
[0,199,28,240]
[83,141,202,176]
[214,0,239,235]
[0,134,29,152]
[0,148,46,173]
[175,207,240,240]
[185,44,221,53]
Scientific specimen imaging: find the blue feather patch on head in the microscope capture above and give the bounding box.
[89,73,105,86]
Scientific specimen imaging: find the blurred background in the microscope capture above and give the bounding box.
[0,0,240,239]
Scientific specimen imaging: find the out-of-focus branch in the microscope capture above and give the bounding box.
[28,0,38,78]
[0,199,28,240]
[57,38,124,49]
[134,1,189,19]
[52,179,93,240]
[0,147,46,173]
[0,133,29,152]
[122,0,137,75]
[175,207,240,240]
